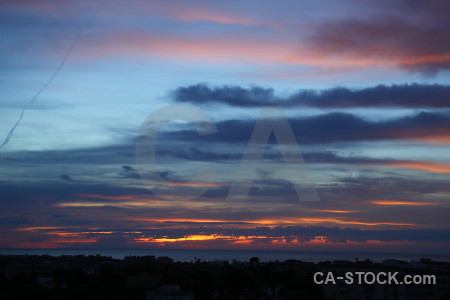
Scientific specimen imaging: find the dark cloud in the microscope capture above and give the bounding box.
[0,171,448,249]
[121,165,134,172]
[1,111,448,177]
[305,0,450,75]
[120,165,140,179]
[173,83,276,107]
[0,142,135,165]
[0,181,155,209]
[60,174,74,182]
[0,134,350,166]
[172,83,450,108]
[335,175,450,196]
[163,111,450,145]
[288,84,450,108]
[0,216,30,226]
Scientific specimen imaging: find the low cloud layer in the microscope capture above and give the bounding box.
[173,83,450,108]
[163,110,450,145]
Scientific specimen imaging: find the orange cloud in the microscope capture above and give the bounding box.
[315,210,361,213]
[78,32,286,64]
[49,231,114,237]
[412,135,450,145]
[143,1,280,28]
[55,201,159,208]
[370,200,438,206]
[74,30,399,70]
[50,238,97,244]
[172,9,256,26]
[401,53,450,67]
[132,217,417,227]
[382,129,450,145]
[15,237,97,248]
[16,226,69,231]
[159,182,225,187]
[384,161,450,173]
[136,218,236,225]
[15,241,64,249]
[143,235,218,243]
[75,194,158,201]
[56,202,110,207]
[256,218,418,227]
[13,1,450,74]
[130,234,427,251]
[136,234,272,244]
[56,194,161,208]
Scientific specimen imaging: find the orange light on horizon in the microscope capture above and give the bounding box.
[135,234,272,244]
[135,235,218,243]
[154,235,218,242]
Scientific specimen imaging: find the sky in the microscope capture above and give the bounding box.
[0,0,450,253]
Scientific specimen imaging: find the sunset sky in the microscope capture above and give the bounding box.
[1,0,450,253]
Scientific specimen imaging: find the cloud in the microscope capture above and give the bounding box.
[333,175,450,201]
[4,0,450,75]
[304,0,450,75]
[8,225,450,250]
[155,3,264,27]
[383,161,450,173]
[60,174,75,182]
[172,83,450,108]
[120,165,140,179]
[173,83,276,107]
[162,111,450,145]
[0,142,135,165]
[369,200,438,206]
[1,166,449,250]
[0,181,158,210]
[74,29,293,65]
[0,216,31,226]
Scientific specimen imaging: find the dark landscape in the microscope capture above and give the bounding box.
[1,254,449,299]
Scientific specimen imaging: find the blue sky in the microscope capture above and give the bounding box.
[1,0,450,252]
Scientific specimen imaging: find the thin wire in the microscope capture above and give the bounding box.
[0,32,81,152]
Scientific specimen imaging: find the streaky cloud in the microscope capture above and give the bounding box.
[173,83,450,108]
